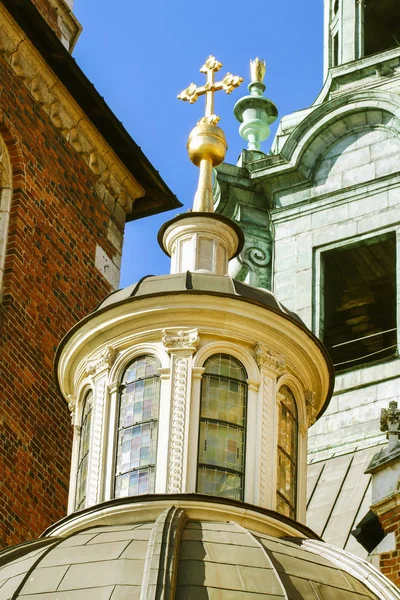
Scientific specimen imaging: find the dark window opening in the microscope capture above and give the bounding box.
[333,0,339,16]
[322,233,397,372]
[332,33,339,66]
[364,0,400,57]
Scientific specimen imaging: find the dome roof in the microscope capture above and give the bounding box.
[0,497,395,599]
[95,271,303,324]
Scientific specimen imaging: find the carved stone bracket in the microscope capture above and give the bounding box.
[305,391,317,428]
[162,328,199,353]
[84,346,117,377]
[255,343,286,376]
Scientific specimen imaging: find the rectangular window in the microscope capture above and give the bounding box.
[322,233,397,372]
[364,0,400,57]
[332,33,339,66]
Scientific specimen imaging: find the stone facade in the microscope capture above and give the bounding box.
[215,0,400,565]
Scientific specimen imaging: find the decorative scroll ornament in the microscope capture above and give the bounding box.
[245,245,271,268]
[84,346,117,376]
[255,343,286,375]
[168,357,189,493]
[305,391,317,428]
[162,328,199,352]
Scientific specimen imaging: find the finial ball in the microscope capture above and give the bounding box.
[187,124,227,167]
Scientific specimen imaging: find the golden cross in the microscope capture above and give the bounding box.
[178,56,243,125]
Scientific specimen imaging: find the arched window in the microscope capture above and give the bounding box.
[276,385,298,519]
[197,354,247,500]
[115,355,161,498]
[75,390,93,511]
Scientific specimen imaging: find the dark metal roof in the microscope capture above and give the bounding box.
[1,0,182,221]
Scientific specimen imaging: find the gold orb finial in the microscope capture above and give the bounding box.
[250,57,266,84]
[178,57,243,212]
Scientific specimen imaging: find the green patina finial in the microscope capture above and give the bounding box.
[234,58,278,152]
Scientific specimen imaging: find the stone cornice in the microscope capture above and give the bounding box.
[371,491,400,518]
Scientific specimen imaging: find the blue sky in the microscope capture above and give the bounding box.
[73,0,324,287]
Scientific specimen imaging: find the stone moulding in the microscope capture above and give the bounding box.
[0,4,144,212]
[140,506,187,600]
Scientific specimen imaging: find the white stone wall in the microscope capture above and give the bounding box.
[271,113,400,462]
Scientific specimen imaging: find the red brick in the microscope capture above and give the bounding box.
[0,49,120,548]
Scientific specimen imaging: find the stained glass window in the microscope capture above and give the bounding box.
[75,390,93,511]
[115,356,160,498]
[276,385,298,519]
[197,354,247,500]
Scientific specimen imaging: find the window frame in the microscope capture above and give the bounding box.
[315,230,398,374]
[196,353,248,501]
[276,385,299,520]
[113,354,161,499]
[74,389,94,511]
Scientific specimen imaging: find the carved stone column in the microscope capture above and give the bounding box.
[162,328,199,494]
[255,343,286,509]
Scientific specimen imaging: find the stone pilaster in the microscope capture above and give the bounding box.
[83,346,116,507]
[162,329,199,494]
[255,343,286,508]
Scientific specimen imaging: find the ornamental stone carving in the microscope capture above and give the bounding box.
[305,391,317,428]
[168,357,189,493]
[162,328,199,352]
[84,346,117,377]
[0,4,142,210]
[255,343,286,375]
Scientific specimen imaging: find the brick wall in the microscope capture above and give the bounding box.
[379,506,400,587]
[0,51,123,547]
